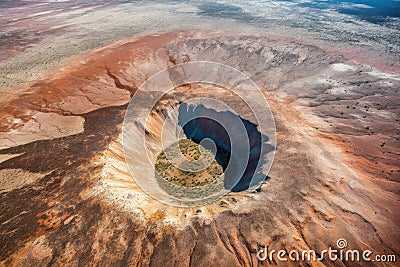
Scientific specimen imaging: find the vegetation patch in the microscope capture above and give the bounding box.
[155,139,223,188]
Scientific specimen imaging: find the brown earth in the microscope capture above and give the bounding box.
[0,31,399,266]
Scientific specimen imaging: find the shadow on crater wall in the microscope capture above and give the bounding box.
[178,103,274,192]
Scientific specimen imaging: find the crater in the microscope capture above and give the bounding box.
[124,82,276,206]
[177,103,274,192]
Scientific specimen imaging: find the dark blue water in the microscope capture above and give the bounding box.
[297,0,400,24]
[196,0,400,25]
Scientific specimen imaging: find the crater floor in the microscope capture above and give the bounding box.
[155,138,223,188]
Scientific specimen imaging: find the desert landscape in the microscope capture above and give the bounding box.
[0,1,399,266]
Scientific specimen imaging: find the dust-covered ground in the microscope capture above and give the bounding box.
[1,0,399,91]
[0,1,399,266]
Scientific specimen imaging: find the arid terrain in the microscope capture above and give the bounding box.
[0,1,399,266]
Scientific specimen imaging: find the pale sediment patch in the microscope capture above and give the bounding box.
[331,63,356,72]
[0,168,50,192]
[0,153,23,164]
[0,112,84,148]
[367,69,400,81]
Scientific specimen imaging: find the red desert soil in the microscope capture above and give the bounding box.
[0,31,399,266]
